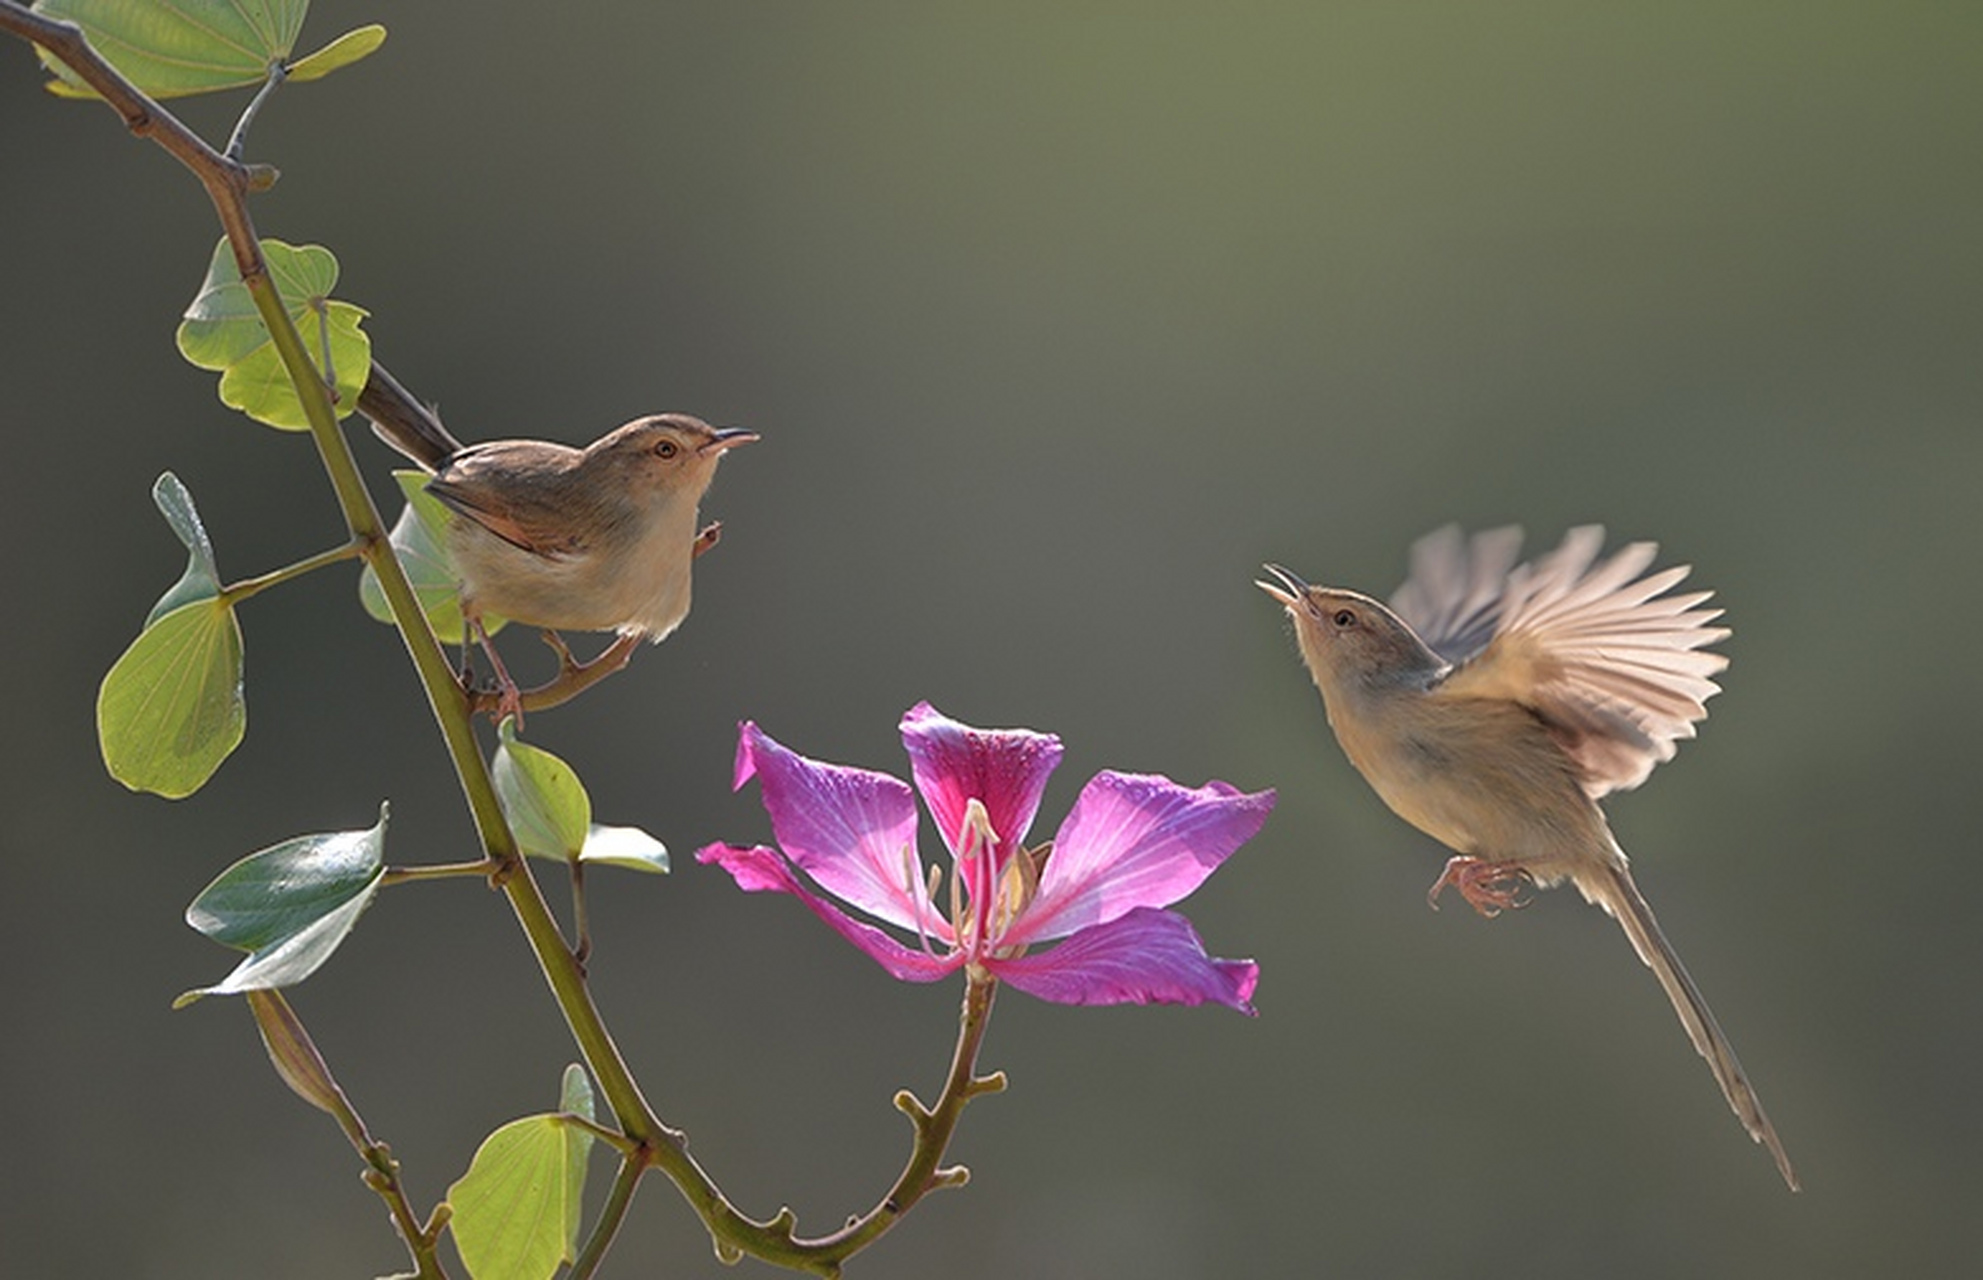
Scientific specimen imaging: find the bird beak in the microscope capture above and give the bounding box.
[1255,563,1310,607]
[699,427,760,456]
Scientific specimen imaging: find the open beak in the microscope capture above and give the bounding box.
[1255,562,1310,607]
[699,427,760,456]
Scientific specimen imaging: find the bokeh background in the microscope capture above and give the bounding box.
[3,3,1978,1276]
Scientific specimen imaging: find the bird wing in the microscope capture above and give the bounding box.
[426,445,588,559]
[1388,524,1527,665]
[1406,525,1730,798]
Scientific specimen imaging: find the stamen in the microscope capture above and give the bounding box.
[901,843,941,958]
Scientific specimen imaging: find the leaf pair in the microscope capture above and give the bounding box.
[178,238,372,431]
[32,0,383,100]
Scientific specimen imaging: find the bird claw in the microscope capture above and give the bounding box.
[1427,857,1533,917]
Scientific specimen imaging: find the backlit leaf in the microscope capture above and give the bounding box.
[447,1066,598,1280]
[358,470,505,645]
[33,1,384,99]
[98,597,244,798]
[146,472,222,626]
[492,721,591,862]
[177,238,371,430]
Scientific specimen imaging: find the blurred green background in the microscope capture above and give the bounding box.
[3,3,1978,1276]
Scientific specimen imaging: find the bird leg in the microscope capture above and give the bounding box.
[1427,856,1533,917]
[469,615,526,727]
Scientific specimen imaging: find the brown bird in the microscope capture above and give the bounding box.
[1260,525,1795,1190]
[360,366,755,716]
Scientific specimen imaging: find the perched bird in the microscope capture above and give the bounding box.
[1259,526,1795,1190]
[360,365,755,714]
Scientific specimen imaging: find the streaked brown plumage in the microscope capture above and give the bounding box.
[1261,525,1796,1190]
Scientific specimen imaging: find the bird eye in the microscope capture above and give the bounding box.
[1332,609,1357,629]
[654,439,680,459]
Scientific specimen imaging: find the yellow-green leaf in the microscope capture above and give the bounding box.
[358,470,503,645]
[447,1108,593,1280]
[177,238,371,430]
[32,1,382,99]
[98,598,245,799]
[146,471,223,626]
[285,23,385,83]
[492,720,592,862]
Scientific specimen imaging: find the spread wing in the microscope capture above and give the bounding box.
[426,444,589,558]
[1397,525,1730,798]
[1389,524,1527,664]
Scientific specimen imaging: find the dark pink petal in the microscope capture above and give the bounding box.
[1006,772,1274,947]
[989,907,1259,1013]
[735,722,948,939]
[899,702,1063,861]
[695,843,962,984]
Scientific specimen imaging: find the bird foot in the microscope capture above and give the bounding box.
[692,520,723,559]
[1427,857,1533,917]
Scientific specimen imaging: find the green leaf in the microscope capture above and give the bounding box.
[285,22,386,83]
[175,805,388,1006]
[177,238,372,430]
[492,721,592,862]
[146,472,222,626]
[358,471,504,645]
[447,1067,598,1280]
[98,597,244,798]
[32,1,384,99]
[578,824,670,874]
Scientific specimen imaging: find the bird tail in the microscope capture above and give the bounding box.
[1575,855,1799,1191]
[358,362,465,471]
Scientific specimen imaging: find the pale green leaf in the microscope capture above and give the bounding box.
[176,238,372,429]
[557,1064,597,1249]
[578,824,669,874]
[448,1104,593,1280]
[97,598,244,798]
[146,471,222,626]
[33,2,382,99]
[358,471,505,645]
[33,0,307,98]
[285,23,385,83]
[176,806,388,1006]
[492,721,591,862]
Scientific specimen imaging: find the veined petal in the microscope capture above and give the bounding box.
[1008,772,1274,947]
[695,844,962,984]
[900,702,1063,861]
[990,907,1259,1013]
[734,722,946,937]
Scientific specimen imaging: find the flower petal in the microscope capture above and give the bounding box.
[734,722,947,938]
[695,843,962,984]
[989,907,1259,1013]
[899,702,1063,861]
[1007,772,1274,947]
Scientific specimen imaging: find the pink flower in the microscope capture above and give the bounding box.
[696,703,1273,1012]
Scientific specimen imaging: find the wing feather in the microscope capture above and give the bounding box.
[1399,525,1730,797]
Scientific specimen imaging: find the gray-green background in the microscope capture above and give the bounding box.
[3,3,1977,1276]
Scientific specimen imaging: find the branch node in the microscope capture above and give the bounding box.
[892,1088,934,1125]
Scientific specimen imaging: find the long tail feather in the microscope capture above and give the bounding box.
[1577,858,1799,1190]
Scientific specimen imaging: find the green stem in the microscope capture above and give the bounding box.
[570,1153,646,1280]
[380,859,501,887]
[219,539,363,606]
